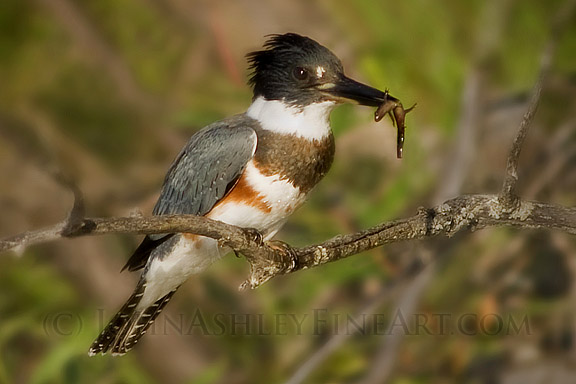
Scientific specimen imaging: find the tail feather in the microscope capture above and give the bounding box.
[89,281,178,356]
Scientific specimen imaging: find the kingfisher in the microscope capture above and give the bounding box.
[89,33,396,355]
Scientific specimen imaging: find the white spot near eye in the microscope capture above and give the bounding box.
[316,66,326,78]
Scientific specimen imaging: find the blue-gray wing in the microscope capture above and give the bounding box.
[122,115,258,272]
[153,118,257,216]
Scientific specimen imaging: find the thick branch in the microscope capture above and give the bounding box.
[2,194,574,288]
[285,195,576,276]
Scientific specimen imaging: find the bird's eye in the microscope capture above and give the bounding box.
[293,67,309,81]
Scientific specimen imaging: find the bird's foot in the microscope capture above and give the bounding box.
[265,240,299,272]
[243,227,264,246]
[230,228,264,258]
[238,239,299,291]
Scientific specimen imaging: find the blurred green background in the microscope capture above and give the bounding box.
[1,0,575,383]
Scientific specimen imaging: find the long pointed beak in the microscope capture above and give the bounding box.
[320,75,398,107]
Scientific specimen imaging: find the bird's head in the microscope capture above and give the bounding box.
[247,33,394,108]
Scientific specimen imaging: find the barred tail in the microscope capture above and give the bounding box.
[88,281,178,356]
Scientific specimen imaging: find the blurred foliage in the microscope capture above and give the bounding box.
[1,0,576,383]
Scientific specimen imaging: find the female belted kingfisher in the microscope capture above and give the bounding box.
[89,33,395,355]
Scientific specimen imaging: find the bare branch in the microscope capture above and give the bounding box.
[2,194,575,287]
[499,69,545,208]
[0,214,246,253]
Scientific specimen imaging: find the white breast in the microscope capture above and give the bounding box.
[208,161,306,235]
[246,96,335,141]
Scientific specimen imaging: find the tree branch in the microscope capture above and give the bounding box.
[2,194,574,288]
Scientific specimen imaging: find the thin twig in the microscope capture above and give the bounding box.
[48,170,86,236]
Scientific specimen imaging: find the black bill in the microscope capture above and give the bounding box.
[321,75,399,107]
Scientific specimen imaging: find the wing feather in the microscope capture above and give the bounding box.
[122,115,258,272]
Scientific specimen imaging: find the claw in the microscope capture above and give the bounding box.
[243,227,264,246]
[266,240,298,271]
